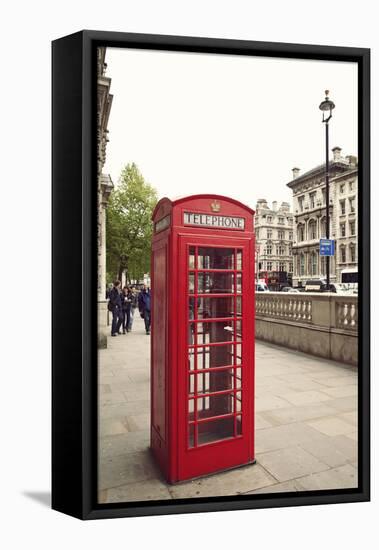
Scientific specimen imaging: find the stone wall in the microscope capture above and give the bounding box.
[255,292,358,365]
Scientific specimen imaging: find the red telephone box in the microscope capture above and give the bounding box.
[150,194,255,483]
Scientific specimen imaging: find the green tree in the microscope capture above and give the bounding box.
[106,163,158,283]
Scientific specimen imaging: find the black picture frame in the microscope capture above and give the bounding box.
[52,30,370,520]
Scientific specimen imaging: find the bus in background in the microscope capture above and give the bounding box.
[258,270,292,291]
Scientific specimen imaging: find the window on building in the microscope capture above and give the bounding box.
[320,217,326,238]
[277,245,285,256]
[267,261,272,270]
[267,229,272,239]
[267,216,272,223]
[350,245,356,263]
[340,183,345,194]
[349,197,355,213]
[320,256,325,276]
[278,217,284,225]
[278,230,284,239]
[287,217,293,224]
[289,262,293,273]
[340,246,346,263]
[311,252,317,275]
[266,245,272,255]
[309,220,317,240]
[340,222,346,237]
[289,231,293,240]
[298,196,304,212]
[349,181,354,192]
[300,254,305,276]
[298,225,305,242]
[349,221,355,236]
[310,192,316,208]
[279,261,285,271]
[322,188,326,205]
[340,199,346,215]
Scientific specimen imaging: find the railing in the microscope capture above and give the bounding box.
[255,292,358,364]
[335,296,358,330]
[256,294,312,322]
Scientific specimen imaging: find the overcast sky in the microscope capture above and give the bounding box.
[103,48,357,211]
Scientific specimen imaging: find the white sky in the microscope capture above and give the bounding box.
[103,48,357,211]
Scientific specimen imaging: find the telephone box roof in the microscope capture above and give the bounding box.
[152,194,255,220]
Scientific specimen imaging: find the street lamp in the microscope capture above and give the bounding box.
[319,90,335,291]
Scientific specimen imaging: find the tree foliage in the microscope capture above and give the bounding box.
[106,163,158,283]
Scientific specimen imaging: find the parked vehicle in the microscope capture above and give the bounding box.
[255,282,269,292]
[304,279,337,293]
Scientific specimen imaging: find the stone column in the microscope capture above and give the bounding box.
[97,175,113,348]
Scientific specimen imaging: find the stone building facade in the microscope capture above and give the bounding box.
[97,48,114,347]
[255,199,295,278]
[287,147,358,287]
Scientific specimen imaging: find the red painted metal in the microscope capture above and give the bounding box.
[151,195,255,483]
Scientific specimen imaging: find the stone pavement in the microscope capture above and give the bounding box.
[98,316,358,503]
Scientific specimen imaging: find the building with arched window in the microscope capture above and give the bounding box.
[287,147,358,287]
[255,199,294,278]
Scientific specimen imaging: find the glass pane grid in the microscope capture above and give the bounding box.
[187,245,244,449]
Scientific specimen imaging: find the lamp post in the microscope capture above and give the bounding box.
[319,90,335,291]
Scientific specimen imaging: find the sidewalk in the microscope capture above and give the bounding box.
[98,316,357,503]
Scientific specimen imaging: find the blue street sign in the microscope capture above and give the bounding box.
[319,238,335,256]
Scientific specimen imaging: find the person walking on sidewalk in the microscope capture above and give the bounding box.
[127,286,138,332]
[108,280,123,337]
[122,286,133,333]
[138,284,151,335]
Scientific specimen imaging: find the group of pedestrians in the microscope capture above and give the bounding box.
[107,281,151,336]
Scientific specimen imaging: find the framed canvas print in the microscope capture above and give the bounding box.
[52,30,370,520]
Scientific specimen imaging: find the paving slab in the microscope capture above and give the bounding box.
[257,446,330,482]
[295,464,358,490]
[98,449,160,492]
[105,479,172,503]
[262,403,338,426]
[168,463,277,499]
[306,416,356,437]
[245,480,304,494]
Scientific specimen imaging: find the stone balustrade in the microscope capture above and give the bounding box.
[255,293,358,365]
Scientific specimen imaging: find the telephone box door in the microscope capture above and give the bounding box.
[177,235,255,481]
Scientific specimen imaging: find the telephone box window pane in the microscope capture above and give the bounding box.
[188,348,195,370]
[236,249,243,270]
[236,320,242,341]
[188,424,195,448]
[197,417,235,445]
[188,273,195,294]
[235,344,242,365]
[236,273,242,293]
[195,296,236,319]
[193,321,235,344]
[236,415,242,436]
[197,247,234,269]
[189,344,240,370]
[188,398,195,414]
[188,246,195,269]
[190,369,236,395]
[198,272,234,294]
[197,392,235,419]
[236,391,242,412]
